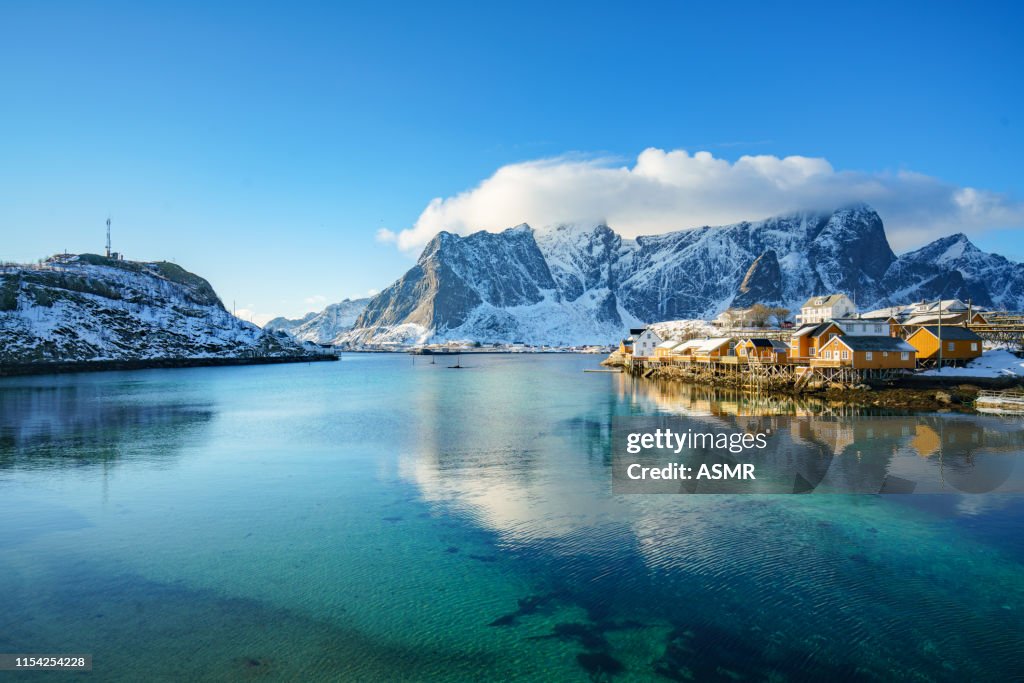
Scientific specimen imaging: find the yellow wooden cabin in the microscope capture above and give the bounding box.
[736,338,789,363]
[669,339,703,361]
[789,322,843,361]
[905,326,982,364]
[812,335,916,370]
[654,340,684,359]
[691,338,735,360]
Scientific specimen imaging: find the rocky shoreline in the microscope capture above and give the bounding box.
[602,354,1024,412]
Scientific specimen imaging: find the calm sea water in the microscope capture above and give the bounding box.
[1,354,1022,681]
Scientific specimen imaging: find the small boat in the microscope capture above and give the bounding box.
[975,388,1024,413]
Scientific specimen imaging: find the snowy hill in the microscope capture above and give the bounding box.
[344,205,1024,346]
[264,298,370,344]
[0,254,311,363]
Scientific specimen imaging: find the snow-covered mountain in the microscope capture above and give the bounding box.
[264,298,370,344]
[0,254,310,363]
[884,233,1024,308]
[344,205,1024,345]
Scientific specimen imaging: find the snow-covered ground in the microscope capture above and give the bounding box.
[918,349,1024,378]
[649,319,723,340]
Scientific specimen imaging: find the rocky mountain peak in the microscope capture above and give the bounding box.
[733,249,783,307]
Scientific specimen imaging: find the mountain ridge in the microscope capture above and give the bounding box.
[340,205,1024,346]
[265,297,371,344]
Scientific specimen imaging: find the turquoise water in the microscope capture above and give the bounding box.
[1,354,1022,681]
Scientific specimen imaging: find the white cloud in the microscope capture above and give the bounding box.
[304,294,328,305]
[389,147,1024,253]
[375,228,398,243]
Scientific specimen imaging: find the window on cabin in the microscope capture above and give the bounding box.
[841,350,849,360]
[901,352,909,360]
[947,342,955,351]
[971,342,978,351]
[865,352,873,361]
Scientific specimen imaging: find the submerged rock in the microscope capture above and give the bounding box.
[576,651,624,679]
[527,622,609,651]
[487,591,563,627]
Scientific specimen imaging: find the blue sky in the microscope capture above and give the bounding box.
[2,1,1022,323]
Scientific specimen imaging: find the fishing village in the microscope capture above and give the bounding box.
[604,293,1024,412]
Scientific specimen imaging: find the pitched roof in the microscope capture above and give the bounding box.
[769,339,789,350]
[745,338,773,347]
[800,293,850,309]
[693,337,733,353]
[629,327,646,336]
[913,299,968,313]
[675,339,704,352]
[902,313,969,326]
[792,323,820,337]
[793,321,840,338]
[829,336,915,352]
[656,340,681,349]
[859,306,907,320]
[912,326,982,341]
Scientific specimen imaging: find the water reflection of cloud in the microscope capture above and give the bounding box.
[401,404,1024,553]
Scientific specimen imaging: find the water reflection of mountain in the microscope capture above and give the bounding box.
[396,359,610,543]
[0,384,214,469]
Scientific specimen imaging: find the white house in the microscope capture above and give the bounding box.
[714,307,754,328]
[796,294,856,325]
[832,318,891,336]
[631,327,664,358]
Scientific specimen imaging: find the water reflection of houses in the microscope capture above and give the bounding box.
[614,374,1024,492]
[617,373,874,419]
[797,416,1021,460]
[803,416,1024,493]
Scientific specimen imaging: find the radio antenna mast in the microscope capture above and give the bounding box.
[105,217,112,258]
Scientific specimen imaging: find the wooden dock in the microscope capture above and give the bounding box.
[975,388,1024,413]
[624,354,907,391]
